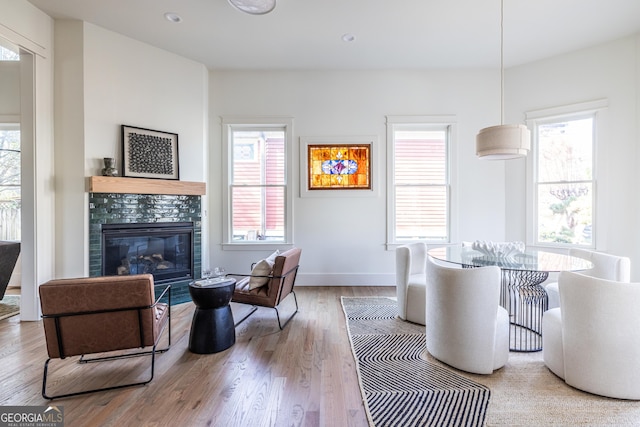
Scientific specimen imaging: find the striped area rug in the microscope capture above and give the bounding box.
[342,297,490,427]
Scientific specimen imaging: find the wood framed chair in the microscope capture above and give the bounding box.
[39,274,171,399]
[229,247,301,330]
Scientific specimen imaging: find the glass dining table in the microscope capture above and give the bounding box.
[427,245,592,352]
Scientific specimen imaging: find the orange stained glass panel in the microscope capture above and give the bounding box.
[308,144,371,190]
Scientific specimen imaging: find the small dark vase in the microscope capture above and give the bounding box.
[101,157,118,177]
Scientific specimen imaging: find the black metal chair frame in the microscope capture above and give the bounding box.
[232,265,299,330]
[41,284,171,400]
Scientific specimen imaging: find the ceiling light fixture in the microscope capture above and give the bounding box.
[164,12,182,23]
[228,0,276,15]
[476,0,530,160]
[341,33,356,43]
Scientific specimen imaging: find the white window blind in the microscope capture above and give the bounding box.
[392,125,449,242]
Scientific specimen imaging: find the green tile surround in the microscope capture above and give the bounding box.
[89,193,202,305]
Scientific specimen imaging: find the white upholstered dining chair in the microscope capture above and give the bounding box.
[425,257,509,375]
[544,248,630,310]
[395,242,427,325]
[542,271,640,399]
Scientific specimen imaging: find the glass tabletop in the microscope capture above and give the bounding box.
[428,245,593,272]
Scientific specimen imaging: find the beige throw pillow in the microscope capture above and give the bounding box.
[248,250,280,290]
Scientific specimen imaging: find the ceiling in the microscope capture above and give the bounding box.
[25,0,640,70]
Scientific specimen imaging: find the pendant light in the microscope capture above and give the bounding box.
[476,0,530,160]
[228,0,276,15]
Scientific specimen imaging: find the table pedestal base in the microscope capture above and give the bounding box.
[188,279,237,354]
[502,270,549,352]
[189,306,235,354]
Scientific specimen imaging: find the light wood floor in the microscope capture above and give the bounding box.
[0,286,395,427]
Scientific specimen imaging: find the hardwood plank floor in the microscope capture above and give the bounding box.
[0,286,395,427]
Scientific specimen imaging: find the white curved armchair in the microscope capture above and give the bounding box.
[426,258,509,375]
[545,249,630,310]
[542,271,640,399]
[395,242,428,325]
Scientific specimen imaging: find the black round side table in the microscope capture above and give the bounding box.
[188,278,237,354]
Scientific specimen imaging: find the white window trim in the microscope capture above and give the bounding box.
[525,99,607,249]
[385,115,458,250]
[221,116,294,251]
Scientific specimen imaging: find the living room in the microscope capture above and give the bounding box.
[2,0,640,424]
[5,1,640,322]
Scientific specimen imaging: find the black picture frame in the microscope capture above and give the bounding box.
[121,125,179,180]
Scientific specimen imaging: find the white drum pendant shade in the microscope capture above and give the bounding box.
[476,124,531,160]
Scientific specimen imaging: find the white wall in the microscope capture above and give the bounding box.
[53,21,210,277]
[53,20,85,279]
[505,34,640,280]
[209,69,508,285]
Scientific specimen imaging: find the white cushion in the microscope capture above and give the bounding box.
[542,307,564,379]
[248,250,279,290]
[545,281,560,310]
[404,277,427,325]
[395,242,427,325]
[493,306,510,370]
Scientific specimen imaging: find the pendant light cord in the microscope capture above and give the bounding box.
[500,0,504,125]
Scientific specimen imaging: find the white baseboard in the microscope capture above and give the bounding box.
[295,273,395,286]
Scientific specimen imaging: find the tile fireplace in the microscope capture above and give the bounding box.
[89,192,202,304]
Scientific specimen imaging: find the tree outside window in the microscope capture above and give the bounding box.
[535,117,594,246]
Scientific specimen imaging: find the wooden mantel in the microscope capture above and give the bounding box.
[89,176,206,196]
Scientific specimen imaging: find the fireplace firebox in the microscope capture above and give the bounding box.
[102,222,194,284]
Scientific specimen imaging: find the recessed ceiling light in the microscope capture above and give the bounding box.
[341,33,356,43]
[164,12,182,23]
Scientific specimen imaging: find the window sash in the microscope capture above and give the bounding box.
[395,184,448,240]
[533,114,595,247]
[230,184,285,242]
[222,117,293,247]
[388,120,451,244]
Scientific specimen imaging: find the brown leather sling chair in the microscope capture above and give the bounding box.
[39,274,170,399]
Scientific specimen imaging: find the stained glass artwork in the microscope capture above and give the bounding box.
[308,144,371,190]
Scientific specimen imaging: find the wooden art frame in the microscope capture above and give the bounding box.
[122,125,179,180]
[299,135,377,198]
[307,144,371,190]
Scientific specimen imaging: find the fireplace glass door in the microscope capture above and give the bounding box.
[102,222,194,284]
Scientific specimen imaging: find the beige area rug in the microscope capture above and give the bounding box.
[470,351,640,426]
[344,296,640,426]
[0,295,19,320]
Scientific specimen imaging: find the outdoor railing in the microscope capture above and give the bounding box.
[0,202,20,241]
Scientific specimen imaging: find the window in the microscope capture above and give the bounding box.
[0,124,21,240]
[0,45,19,61]
[386,116,454,245]
[222,117,293,247]
[531,112,597,247]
